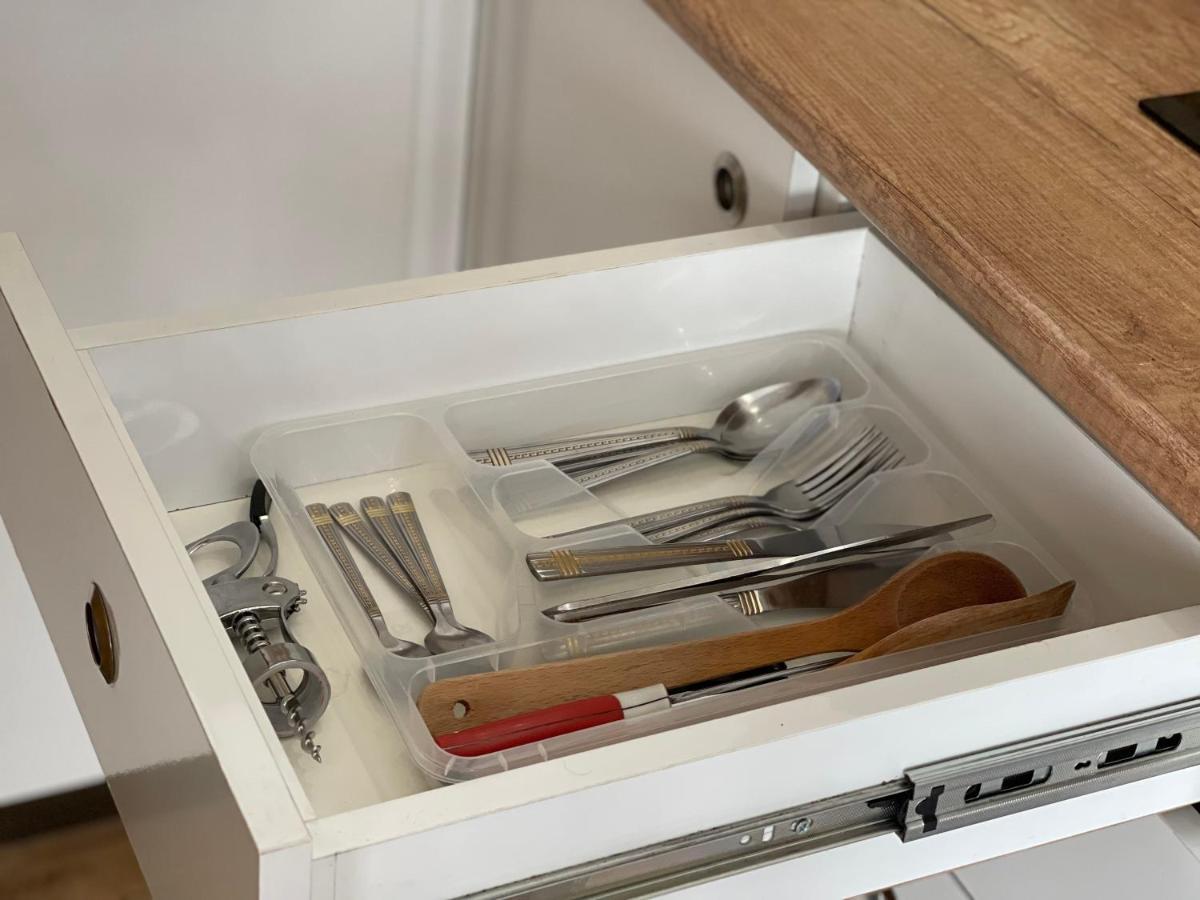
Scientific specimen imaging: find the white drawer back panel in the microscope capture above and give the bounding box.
[84,223,864,510]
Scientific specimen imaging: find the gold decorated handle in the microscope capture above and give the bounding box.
[386,492,450,602]
[526,539,760,581]
[328,502,432,622]
[361,496,434,600]
[307,503,384,620]
[468,427,700,466]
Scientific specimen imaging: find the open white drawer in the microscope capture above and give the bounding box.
[5,213,1200,899]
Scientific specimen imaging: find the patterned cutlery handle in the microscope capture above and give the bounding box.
[679,514,802,544]
[361,496,434,600]
[469,427,701,466]
[386,492,451,602]
[571,439,721,488]
[328,503,433,622]
[307,504,385,620]
[307,503,430,658]
[543,493,756,540]
[632,495,766,536]
[646,506,786,543]
[527,539,760,581]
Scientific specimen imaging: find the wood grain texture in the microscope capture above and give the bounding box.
[648,0,1200,534]
[846,581,1074,662]
[422,551,1024,734]
[0,818,148,900]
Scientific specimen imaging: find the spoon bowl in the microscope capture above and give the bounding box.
[712,377,841,457]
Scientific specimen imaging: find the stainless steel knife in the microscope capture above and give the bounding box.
[544,545,928,623]
[527,513,991,582]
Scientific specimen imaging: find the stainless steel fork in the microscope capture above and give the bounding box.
[647,432,904,543]
[547,425,904,542]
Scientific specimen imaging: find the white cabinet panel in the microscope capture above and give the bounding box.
[954,814,1200,899]
[0,1,475,329]
[465,0,817,267]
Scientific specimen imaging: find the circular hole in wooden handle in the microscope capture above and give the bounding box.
[85,583,118,685]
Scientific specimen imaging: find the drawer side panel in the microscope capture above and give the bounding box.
[0,233,309,897]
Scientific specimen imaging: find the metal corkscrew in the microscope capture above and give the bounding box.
[187,482,330,762]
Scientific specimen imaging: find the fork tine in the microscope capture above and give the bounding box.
[807,441,906,513]
[804,435,896,503]
[801,429,890,496]
[811,446,902,513]
[794,426,878,491]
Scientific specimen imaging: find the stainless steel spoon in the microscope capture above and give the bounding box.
[571,377,841,488]
[468,376,840,469]
[306,503,429,658]
[383,492,493,652]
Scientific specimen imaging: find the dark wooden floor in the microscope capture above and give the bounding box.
[0,817,148,900]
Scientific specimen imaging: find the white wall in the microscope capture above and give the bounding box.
[0,0,476,805]
[0,0,476,328]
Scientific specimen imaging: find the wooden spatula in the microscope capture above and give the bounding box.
[434,582,1074,756]
[419,551,1026,735]
[842,580,1074,663]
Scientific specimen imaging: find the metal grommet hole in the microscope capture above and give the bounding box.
[713,151,748,225]
[715,168,736,211]
[86,583,118,685]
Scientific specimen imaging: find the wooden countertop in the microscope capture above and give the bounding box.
[650,0,1200,534]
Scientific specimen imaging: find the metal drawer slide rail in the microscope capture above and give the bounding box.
[471,697,1200,899]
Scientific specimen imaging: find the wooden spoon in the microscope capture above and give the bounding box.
[419,551,1025,735]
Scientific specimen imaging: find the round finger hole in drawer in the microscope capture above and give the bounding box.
[86,583,119,685]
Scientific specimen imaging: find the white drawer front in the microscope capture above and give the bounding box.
[6,218,1200,898]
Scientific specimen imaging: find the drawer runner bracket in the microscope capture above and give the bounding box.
[902,695,1200,840]
[471,696,1200,898]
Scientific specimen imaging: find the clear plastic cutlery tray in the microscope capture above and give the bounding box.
[252,332,1081,782]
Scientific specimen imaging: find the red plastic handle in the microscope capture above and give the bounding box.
[436,694,625,757]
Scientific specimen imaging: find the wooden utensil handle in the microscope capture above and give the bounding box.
[434,694,627,757]
[423,552,1027,735]
[527,538,756,581]
[433,584,1074,756]
[419,603,876,735]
